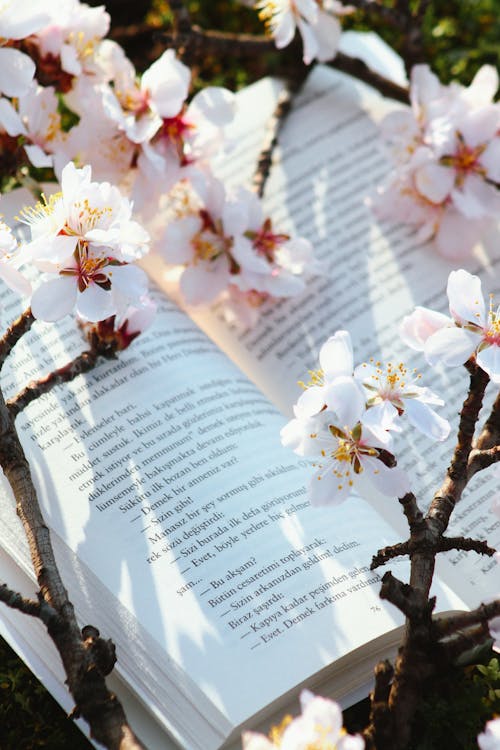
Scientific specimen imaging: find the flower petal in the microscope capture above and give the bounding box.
[319,330,353,379]
[31,277,77,321]
[324,375,366,428]
[424,326,479,367]
[404,398,450,441]
[447,269,484,325]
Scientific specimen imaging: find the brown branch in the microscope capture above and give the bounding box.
[427,362,490,535]
[160,25,275,59]
[441,623,494,662]
[435,600,500,639]
[0,582,42,617]
[371,541,411,570]
[0,307,34,368]
[399,491,425,531]
[469,445,500,478]
[328,52,409,104]
[0,378,145,748]
[8,349,100,418]
[379,571,436,620]
[437,536,496,556]
[253,73,307,198]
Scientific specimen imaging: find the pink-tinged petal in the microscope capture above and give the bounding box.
[280,414,325,456]
[404,398,450,441]
[434,208,485,259]
[162,215,202,264]
[464,65,499,107]
[0,48,35,97]
[231,236,270,274]
[28,234,78,264]
[109,264,148,300]
[481,138,500,182]
[415,162,455,203]
[295,385,326,418]
[424,326,479,367]
[143,50,190,118]
[477,343,500,384]
[324,375,366,428]
[24,144,53,168]
[297,18,319,64]
[0,1,50,38]
[362,400,400,433]
[313,11,341,62]
[400,307,451,350]
[410,65,442,114]
[31,277,77,321]
[0,97,26,136]
[360,455,410,498]
[319,330,353,379]
[189,87,236,127]
[273,10,296,49]
[447,269,485,325]
[298,690,343,737]
[76,283,115,322]
[459,106,500,147]
[309,468,351,506]
[180,257,230,305]
[452,174,500,219]
[0,264,31,296]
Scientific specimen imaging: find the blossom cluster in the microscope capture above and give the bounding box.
[373,65,500,258]
[281,329,449,506]
[0,0,316,329]
[242,689,364,749]
[401,269,500,384]
[161,176,317,326]
[253,0,352,64]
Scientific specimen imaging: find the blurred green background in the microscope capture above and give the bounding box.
[2,1,500,748]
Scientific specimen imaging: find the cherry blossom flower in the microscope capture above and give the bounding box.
[0,0,50,97]
[256,0,350,65]
[400,269,500,383]
[0,82,70,170]
[478,718,500,750]
[281,383,409,506]
[354,360,450,440]
[160,176,316,322]
[373,64,500,257]
[0,221,31,297]
[29,0,110,80]
[18,161,149,322]
[242,690,364,749]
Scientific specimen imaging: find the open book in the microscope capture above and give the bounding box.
[0,61,499,750]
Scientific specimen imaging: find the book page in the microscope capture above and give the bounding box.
[153,66,500,609]
[0,217,425,748]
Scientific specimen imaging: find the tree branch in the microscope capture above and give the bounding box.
[8,348,100,418]
[0,308,34,369]
[435,600,500,639]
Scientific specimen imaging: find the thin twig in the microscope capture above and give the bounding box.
[8,349,100,418]
[435,601,500,639]
[328,52,409,104]
[371,541,411,570]
[253,73,308,198]
[0,308,34,369]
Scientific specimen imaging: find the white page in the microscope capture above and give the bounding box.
[157,66,500,610]
[0,208,418,748]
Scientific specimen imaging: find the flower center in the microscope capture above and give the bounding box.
[440,130,486,186]
[245,218,289,262]
[192,209,232,263]
[60,244,117,293]
[160,109,195,164]
[485,294,500,344]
